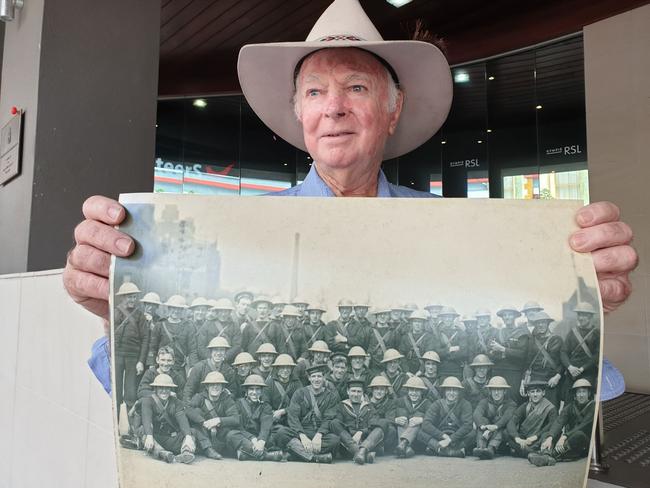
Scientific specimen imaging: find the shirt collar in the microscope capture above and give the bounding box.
[298,164,392,197]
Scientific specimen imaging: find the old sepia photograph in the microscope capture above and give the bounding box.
[110,194,602,488]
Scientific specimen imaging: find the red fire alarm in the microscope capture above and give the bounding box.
[10,106,18,115]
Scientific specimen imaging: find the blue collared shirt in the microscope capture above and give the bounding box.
[89,164,437,392]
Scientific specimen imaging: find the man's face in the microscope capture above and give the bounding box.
[259,354,275,368]
[236,298,251,315]
[123,294,138,309]
[207,384,223,397]
[210,348,226,363]
[339,306,352,320]
[296,48,402,176]
[256,303,270,320]
[385,360,399,374]
[312,351,328,364]
[500,311,517,326]
[216,309,231,322]
[477,316,490,328]
[525,310,539,321]
[350,357,364,370]
[577,312,593,329]
[354,306,368,319]
[444,388,459,403]
[331,361,347,379]
[156,352,174,373]
[411,319,424,334]
[169,306,183,320]
[348,386,364,404]
[490,388,505,402]
[371,386,387,401]
[236,364,252,377]
[424,360,438,376]
[440,315,455,328]
[308,310,323,324]
[533,321,550,336]
[407,388,422,403]
[390,310,402,321]
[309,372,324,390]
[277,366,292,381]
[272,304,284,316]
[247,386,263,402]
[295,303,308,315]
[206,308,218,320]
[474,366,489,379]
[376,312,389,325]
[575,387,590,405]
[193,306,208,322]
[528,387,545,404]
[156,386,172,401]
[283,316,297,329]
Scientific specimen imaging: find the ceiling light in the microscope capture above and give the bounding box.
[486,129,492,133]
[488,76,495,81]
[193,99,207,108]
[385,0,414,7]
[536,105,543,110]
[454,71,470,83]
[283,163,288,166]
[477,140,483,144]
[441,140,447,145]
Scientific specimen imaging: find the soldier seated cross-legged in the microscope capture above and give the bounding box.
[367,376,398,455]
[462,354,494,410]
[379,349,410,399]
[263,354,303,427]
[393,376,432,458]
[472,376,517,460]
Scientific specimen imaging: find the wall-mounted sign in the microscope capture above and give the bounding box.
[448,157,481,169]
[0,110,23,186]
[545,144,583,157]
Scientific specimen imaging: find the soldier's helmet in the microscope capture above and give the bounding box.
[381,349,404,363]
[165,295,188,309]
[372,306,392,315]
[496,306,522,318]
[348,346,368,358]
[521,301,543,313]
[470,354,495,367]
[212,297,235,311]
[574,302,597,314]
[338,298,355,308]
[271,296,287,307]
[440,376,464,389]
[309,340,331,354]
[256,343,279,356]
[474,308,491,318]
[408,309,430,321]
[150,373,177,388]
[272,354,297,367]
[390,303,409,312]
[461,314,477,323]
[290,296,309,306]
[404,376,427,390]
[354,299,370,308]
[234,290,254,303]
[530,311,554,323]
[281,305,302,317]
[116,282,141,296]
[202,371,228,385]
[207,336,231,349]
[242,374,268,388]
[421,350,441,363]
[139,292,162,305]
[232,352,257,366]
[485,376,511,389]
[438,306,459,318]
[190,297,208,308]
[572,378,593,389]
[424,302,443,311]
[306,303,327,313]
[252,295,273,307]
[205,299,219,309]
[368,376,392,388]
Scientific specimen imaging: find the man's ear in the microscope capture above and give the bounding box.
[387,90,404,136]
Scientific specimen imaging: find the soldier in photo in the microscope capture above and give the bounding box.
[465,309,492,378]
[418,376,474,458]
[348,346,372,390]
[330,379,385,464]
[472,376,517,460]
[379,349,410,399]
[424,302,443,333]
[148,295,196,371]
[367,376,398,454]
[487,306,529,404]
[528,379,595,467]
[296,340,332,384]
[327,353,350,400]
[241,296,275,356]
[328,298,356,354]
[188,297,209,335]
[290,296,310,327]
[253,342,279,380]
[388,303,409,335]
[140,374,197,464]
[437,307,468,381]
[416,351,442,402]
[462,354,494,410]
[264,354,302,427]
[351,299,373,351]
[230,352,258,399]
[524,312,564,408]
[232,290,254,331]
[186,371,239,460]
[393,376,432,458]
[226,374,287,462]
[400,309,435,373]
[521,301,544,334]
[140,292,163,365]
[270,305,307,359]
[280,364,341,463]
[114,282,149,423]
[561,302,600,400]
[138,346,186,401]
[507,380,558,458]
[302,303,335,352]
[269,296,286,322]
[367,306,400,372]
[197,297,241,363]
[183,336,235,401]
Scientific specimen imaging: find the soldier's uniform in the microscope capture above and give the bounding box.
[138,366,186,400]
[270,307,308,360]
[327,319,354,354]
[462,376,490,410]
[197,318,242,363]
[367,388,398,454]
[399,310,436,374]
[472,376,517,459]
[148,319,196,370]
[438,326,468,380]
[487,324,529,404]
[263,374,303,426]
[183,358,236,402]
[186,389,239,456]
[507,382,558,457]
[393,382,432,456]
[302,319,337,353]
[347,317,373,352]
[367,324,400,373]
[417,372,442,402]
[525,313,564,408]
[379,349,410,399]
[241,318,276,356]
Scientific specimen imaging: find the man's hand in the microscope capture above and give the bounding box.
[570,202,637,312]
[312,433,322,454]
[136,362,144,375]
[555,435,567,454]
[252,439,265,455]
[541,436,554,452]
[439,435,451,448]
[395,416,408,427]
[548,374,561,388]
[568,365,582,378]
[299,433,313,453]
[525,435,538,445]
[408,416,423,427]
[143,435,154,451]
[273,409,286,421]
[182,435,195,453]
[63,196,135,320]
[515,437,527,449]
[485,424,498,432]
[203,417,221,430]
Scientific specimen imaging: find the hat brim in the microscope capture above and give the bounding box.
[238,40,452,160]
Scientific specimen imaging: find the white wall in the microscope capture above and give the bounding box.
[0,270,117,488]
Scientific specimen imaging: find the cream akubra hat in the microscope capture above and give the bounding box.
[237,0,453,160]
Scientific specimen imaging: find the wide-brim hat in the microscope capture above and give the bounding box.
[237,0,452,161]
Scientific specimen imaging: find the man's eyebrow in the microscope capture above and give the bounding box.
[343,73,371,83]
[302,74,322,84]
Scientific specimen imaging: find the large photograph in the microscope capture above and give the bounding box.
[110,194,602,488]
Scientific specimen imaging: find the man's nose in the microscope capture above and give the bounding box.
[324,90,348,119]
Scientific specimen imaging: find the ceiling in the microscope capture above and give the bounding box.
[158,0,648,96]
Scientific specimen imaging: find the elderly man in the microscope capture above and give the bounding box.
[64,0,636,398]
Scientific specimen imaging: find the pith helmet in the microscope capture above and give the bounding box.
[486,376,511,389]
[421,351,441,363]
[521,301,543,313]
[207,336,231,349]
[438,306,459,317]
[116,282,141,296]
[190,297,208,308]
[474,308,491,318]
[212,298,235,311]
[368,376,392,388]
[281,305,302,317]
[404,376,427,390]
[150,373,177,388]
[232,352,257,366]
[165,295,188,309]
[348,346,368,357]
[140,292,162,305]
[574,302,597,314]
[440,376,464,389]
[530,311,553,323]
[252,295,273,307]
[256,343,279,356]
[306,303,327,313]
[242,374,268,388]
[202,371,228,385]
[308,340,331,354]
[409,309,430,321]
[470,354,494,367]
[338,298,354,308]
[572,378,593,389]
[497,306,522,318]
[381,349,404,363]
[272,353,297,367]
